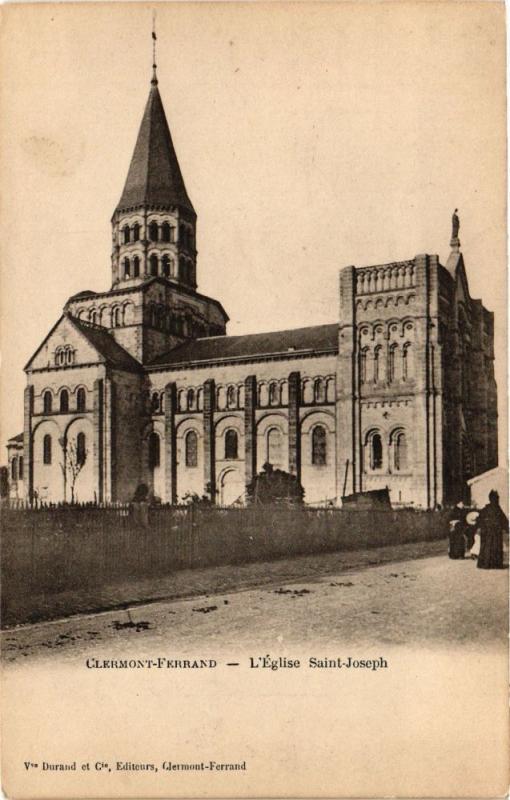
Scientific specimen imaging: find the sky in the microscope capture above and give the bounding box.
[1,1,507,460]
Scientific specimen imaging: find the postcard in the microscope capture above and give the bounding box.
[1,2,508,798]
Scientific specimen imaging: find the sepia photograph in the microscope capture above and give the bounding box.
[0,2,508,797]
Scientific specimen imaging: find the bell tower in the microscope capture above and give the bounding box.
[111,55,197,291]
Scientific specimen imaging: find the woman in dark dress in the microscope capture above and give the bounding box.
[447,501,467,559]
[477,491,508,570]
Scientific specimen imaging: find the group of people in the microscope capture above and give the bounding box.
[448,490,508,569]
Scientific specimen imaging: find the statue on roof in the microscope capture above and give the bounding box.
[451,208,460,250]
[452,209,460,238]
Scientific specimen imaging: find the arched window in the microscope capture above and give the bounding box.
[150,254,158,277]
[148,432,160,469]
[133,256,140,278]
[123,258,130,279]
[11,457,18,481]
[179,224,186,246]
[149,222,159,242]
[311,425,327,466]
[373,346,382,383]
[269,382,279,406]
[66,347,74,365]
[60,389,69,413]
[185,431,198,468]
[43,391,52,414]
[112,307,122,327]
[187,388,195,410]
[151,392,160,413]
[179,257,186,282]
[227,386,236,408]
[43,434,52,465]
[19,456,23,480]
[76,432,87,467]
[388,344,398,383]
[393,431,408,471]
[162,255,170,278]
[313,378,324,402]
[402,343,412,381]
[360,349,368,384]
[76,388,86,412]
[133,223,140,242]
[367,431,383,471]
[161,222,171,242]
[122,225,130,244]
[225,430,239,460]
[89,309,97,325]
[266,427,283,468]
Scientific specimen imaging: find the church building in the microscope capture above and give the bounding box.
[7,64,498,508]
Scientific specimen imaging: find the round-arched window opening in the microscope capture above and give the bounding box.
[43,391,53,414]
[368,432,383,470]
[148,432,160,469]
[161,222,171,243]
[76,432,87,467]
[226,386,236,408]
[149,222,159,242]
[266,427,283,469]
[185,431,198,468]
[76,388,86,412]
[60,389,69,414]
[393,431,408,472]
[311,425,327,466]
[225,429,239,460]
[43,434,52,465]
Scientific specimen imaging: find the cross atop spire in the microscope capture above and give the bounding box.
[151,11,158,86]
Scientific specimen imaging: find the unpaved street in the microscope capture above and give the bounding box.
[3,552,507,665]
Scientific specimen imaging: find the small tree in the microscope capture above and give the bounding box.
[246,462,305,506]
[60,437,88,504]
[132,483,149,502]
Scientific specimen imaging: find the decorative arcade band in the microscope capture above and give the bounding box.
[447,491,508,570]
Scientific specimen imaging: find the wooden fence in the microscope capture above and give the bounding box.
[2,504,448,614]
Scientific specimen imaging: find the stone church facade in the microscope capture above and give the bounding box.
[7,68,498,508]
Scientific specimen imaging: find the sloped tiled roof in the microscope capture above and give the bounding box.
[70,317,142,373]
[7,432,24,444]
[149,323,339,368]
[115,83,194,215]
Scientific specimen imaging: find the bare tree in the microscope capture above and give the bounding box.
[60,437,88,504]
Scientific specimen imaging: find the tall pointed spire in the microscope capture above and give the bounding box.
[112,28,198,293]
[114,28,194,216]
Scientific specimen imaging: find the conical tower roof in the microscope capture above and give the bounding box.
[115,76,195,216]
